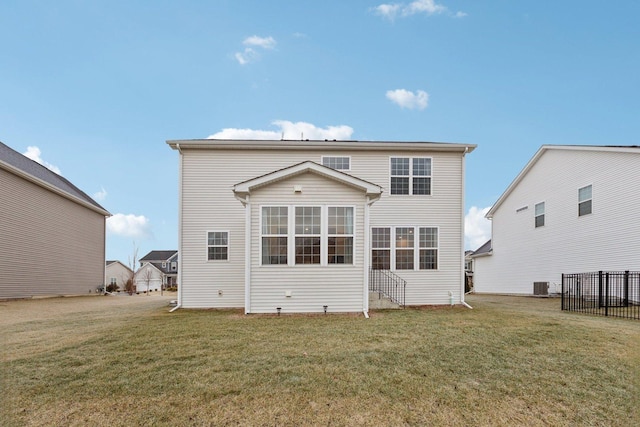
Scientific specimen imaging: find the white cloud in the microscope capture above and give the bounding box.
[107,213,152,239]
[243,35,276,49]
[22,146,61,174]
[93,187,107,202]
[374,1,464,19]
[208,120,354,141]
[465,206,492,250]
[455,11,468,18]
[235,35,276,65]
[386,89,429,110]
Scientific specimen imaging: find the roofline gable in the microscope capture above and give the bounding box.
[233,161,383,198]
[486,145,640,219]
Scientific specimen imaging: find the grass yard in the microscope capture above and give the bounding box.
[1,294,639,426]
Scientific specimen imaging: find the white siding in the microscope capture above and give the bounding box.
[105,262,132,289]
[249,172,366,313]
[178,146,467,309]
[474,148,640,295]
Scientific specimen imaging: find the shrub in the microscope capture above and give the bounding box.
[106,283,120,293]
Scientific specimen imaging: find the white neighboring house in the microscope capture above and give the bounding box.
[105,260,133,291]
[134,262,163,293]
[168,139,476,314]
[473,145,640,295]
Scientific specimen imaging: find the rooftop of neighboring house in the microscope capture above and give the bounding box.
[140,250,178,262]
[470,240,492,258]
[0,140,109,215]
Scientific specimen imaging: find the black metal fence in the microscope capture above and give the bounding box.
[562,271,640,320]
[369,269,406,307]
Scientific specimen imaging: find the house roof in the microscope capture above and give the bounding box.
[486,145,640,219]
[167,139,476,154]
[470,240,492,258]
[105,260,133,273]
[140,250,178,262]
[233,161,384,199]
[0,141,110,216]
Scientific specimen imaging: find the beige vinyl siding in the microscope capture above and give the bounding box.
[474,148,640,295]
[0,168,106,299]
[105,262,132,289]
[178,147,466,308]
[249,172,366,313]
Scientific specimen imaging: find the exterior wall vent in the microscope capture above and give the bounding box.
[533,282,549,296]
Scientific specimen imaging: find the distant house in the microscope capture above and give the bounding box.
[105,260,133,291]
[0,141,110,299]
[137,250,178,290]
[473,145,640,295]
[168,139,475,314]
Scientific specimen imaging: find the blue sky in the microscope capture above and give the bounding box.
[1,1,638,264]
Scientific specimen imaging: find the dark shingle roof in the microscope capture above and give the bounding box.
[471,240,492,257]
[0,141,109,214]
[140,250,178,262]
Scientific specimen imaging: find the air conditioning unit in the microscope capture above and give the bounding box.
[533,282,549,296]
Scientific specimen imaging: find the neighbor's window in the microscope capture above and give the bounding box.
[207,231,228,261]
[395,227,415,270]
[262,207,288,265]
[578,185,592,216]
[328,207,354,264]
[419,227,438,270]
[371,227,391,269]
[390,157,431,195]
[171,262,177,271]
[295,206,321,264]
[110,277,117,285]
[322,156,350,171]
[535,202,545,227]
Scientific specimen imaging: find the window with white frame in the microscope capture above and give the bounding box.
[110,277,117,285]
[535,202,545,227]
[371,226,439,271]
[371,227,391,269]
[390,157,431,195]
[395,227,415,270]
[419,227,438,270]
[207,231,228,260]
[295,207,322,264]
[322,156,350,171]
[262,207,288,265]
[328,207,354,264]
[578,185,592,216]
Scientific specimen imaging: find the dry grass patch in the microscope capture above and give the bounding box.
[1,294,639,426]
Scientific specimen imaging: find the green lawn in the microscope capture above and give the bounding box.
[1,294,639,426]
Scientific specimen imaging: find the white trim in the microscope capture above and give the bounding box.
[363,198,371,312]
[244,195,251,314]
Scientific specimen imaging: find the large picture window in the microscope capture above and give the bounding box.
[390,157,431,195]
[207,231,228,261]
[328,207,354,264]
[262,207,288,265]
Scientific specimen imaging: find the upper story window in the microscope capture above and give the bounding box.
[171,262,177,271]
[207,231,228,261]
[322,156,350,171]
[534,202,545,227]
[390,157,432,195]
[578,185,592,216]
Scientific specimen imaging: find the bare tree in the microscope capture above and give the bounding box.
[124,243,138,295]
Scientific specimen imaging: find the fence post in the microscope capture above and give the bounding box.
[604,272,609,317]
[624,270,629,307]
[561,274,565,311]
[598,271,603,309]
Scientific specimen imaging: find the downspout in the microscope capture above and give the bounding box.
[244,195,251,314]
[460,147,473,309]
[362,193,381,319]
[171,143,183,312]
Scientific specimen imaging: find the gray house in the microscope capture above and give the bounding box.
[0,141,110,299]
